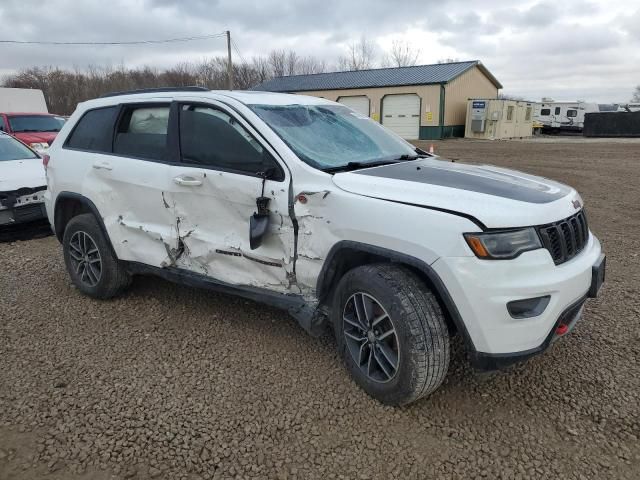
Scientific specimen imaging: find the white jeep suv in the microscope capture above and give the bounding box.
[44,87,606,405]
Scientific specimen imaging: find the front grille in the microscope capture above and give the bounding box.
[537,210,589,265]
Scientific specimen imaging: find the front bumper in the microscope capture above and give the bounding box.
[0,188,47,226]
[432,233,603,366]
[0,202,47,226]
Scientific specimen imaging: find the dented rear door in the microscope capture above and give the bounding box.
[85,102,181,267]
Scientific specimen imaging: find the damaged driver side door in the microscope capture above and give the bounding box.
[162,101,297,293]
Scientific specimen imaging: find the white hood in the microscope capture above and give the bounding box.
[332,158,583,229]
[0,158,46,192]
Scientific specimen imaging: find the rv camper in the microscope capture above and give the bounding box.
[533,100,599,133]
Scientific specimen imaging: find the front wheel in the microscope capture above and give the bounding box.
[332,264,450,405]
[62,213,130,299]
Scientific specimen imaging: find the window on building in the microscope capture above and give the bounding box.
[525,107,532,121]
[507,106,514,121]
[567,109,578,117]
[555,107,561,115]
[113,105,170,160]
[179,105,278,177]
[540,108,551,116]
[65,107,118,153]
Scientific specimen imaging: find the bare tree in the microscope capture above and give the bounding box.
[268,50,288,77]
[338,36,377,71]
[297,56,327,75]
[632,85,640,102]
[383,40,420,67]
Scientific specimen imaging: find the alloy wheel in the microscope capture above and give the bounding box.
[68,231,102,287]
[342,292,399,383]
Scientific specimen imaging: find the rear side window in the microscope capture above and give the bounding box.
[567,109,578,117]
[114,105,170,160]
[540,108,551,116]
[179,105,279,177]
[65,107,118,152]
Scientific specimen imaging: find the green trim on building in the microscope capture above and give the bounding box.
[419,126,442,140]
[419,125,465,140]
[442,125,465,138]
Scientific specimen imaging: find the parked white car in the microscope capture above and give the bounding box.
[44,88,605,405]
[0,131,47,226]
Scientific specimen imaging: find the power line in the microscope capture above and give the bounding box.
[0,32,227,46]
[230,38,248,66]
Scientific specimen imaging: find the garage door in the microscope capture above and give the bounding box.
[338,96,370,116]
[382,94,420,139]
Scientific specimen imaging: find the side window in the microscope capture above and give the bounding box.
[567,109,578,118]
[113,105,170,160]
[554,107,561,115]
[506,106,514,121]
[525,107,532,121]
[540,108,551,116]
[179,105,279,177]
[65,107,118,152]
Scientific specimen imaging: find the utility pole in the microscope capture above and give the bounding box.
[226,30,234,90]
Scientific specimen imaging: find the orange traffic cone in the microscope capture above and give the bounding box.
[429,143,435,154]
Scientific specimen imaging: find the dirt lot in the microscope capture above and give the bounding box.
[1,138,639,480]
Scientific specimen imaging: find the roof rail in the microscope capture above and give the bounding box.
[99,86,209,98]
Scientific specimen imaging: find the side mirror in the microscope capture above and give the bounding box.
[249,172,272,250]
[250,213,270,250]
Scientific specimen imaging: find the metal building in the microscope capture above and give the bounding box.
[465,99,534,140]
[253,61,502,140]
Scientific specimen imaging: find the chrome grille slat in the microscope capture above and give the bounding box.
[537,210,589,265]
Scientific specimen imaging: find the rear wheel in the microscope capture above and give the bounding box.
[63,214,130,299]
[333,264,450,405]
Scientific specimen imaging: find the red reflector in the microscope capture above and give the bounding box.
[556,324,569,336]
[42,154,50,168]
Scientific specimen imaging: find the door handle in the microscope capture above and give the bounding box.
[173,175,202,187]
[92,161,113,171]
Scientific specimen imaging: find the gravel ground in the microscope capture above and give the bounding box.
[1,138,639,480]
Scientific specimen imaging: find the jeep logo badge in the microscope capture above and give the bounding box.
[572,199,581,209]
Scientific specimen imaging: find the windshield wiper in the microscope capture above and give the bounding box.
[322,159,402,173]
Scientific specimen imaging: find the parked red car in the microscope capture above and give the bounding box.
[0,112,66,150]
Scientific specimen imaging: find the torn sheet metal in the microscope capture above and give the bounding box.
[293,189,337,295]
[161,169,298,294]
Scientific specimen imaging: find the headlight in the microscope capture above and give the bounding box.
[30,142,49,151]
[464,228,542,259]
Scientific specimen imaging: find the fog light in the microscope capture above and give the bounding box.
[507,295,551,319]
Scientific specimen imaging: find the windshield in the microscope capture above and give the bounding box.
[0,136,38,161]
[249,104,417,170]
[8,115,66,133]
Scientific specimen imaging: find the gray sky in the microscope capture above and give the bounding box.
[1,0,638,102]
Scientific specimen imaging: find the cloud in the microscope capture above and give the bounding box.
[0,0,638,102]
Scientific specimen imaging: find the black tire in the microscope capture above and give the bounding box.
[332,264,450,405]
[62,213,130,299]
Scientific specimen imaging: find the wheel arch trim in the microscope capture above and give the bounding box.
[316,240,477,352]
[53,191,118,258]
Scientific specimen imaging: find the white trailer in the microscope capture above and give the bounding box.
[618,103,640,112]
[533,100,598,132]
[0,88,48,113]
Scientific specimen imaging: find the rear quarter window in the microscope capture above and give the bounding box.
[65,107,118,153]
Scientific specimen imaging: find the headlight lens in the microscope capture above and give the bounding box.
[464,228,542,259]
[29,142,48,151]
